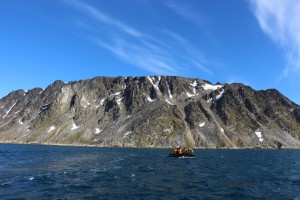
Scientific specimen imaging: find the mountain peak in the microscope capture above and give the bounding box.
[0,76,299,148]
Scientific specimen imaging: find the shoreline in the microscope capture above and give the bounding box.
[0,142,299,149]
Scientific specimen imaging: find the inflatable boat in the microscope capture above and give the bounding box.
[169,147,195,158]
[168,153,196,158]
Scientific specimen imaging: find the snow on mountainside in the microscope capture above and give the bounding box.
[0,76,300,148]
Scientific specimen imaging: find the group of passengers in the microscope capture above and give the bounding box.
[172,146,193,155]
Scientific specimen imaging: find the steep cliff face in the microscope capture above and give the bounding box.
[0,76,299,148]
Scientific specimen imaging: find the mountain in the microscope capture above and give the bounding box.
[0,76,300,148]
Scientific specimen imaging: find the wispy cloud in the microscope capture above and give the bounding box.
[250,0,300,75]
[66,0,142,38]
[161,29,211,74]
[63,0,211,75]
[165,1,203,26]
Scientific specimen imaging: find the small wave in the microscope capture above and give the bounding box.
[90,168,100,172]
[130,173,137,182]
[99,167,108,172]
[110,158,124,163]
[1,180,12,186]
[290,175,300,182]
[113,165,122,170]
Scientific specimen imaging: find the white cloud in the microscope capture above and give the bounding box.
[94,37,180,75]
[63,0,212,76]
[64,0,142,38]
[162,29,212,74]
[250,0,300,74]
[165,1,203,26]
[81,3,142,38]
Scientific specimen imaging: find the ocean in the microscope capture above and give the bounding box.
[0,144,300,199]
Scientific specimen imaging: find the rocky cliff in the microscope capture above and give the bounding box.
[1,76,300,148]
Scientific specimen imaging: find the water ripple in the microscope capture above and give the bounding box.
[0,145,300,199]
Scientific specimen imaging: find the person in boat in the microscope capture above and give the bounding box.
[172,146,181,155]
[170,146,195,157]
[172,147,178,155]
[184,148,190,155]
[184,148,195,156]
[178,146,182,155]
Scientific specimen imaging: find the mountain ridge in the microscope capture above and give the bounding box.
[1,76,299,148]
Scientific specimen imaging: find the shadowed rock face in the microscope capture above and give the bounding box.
[0,76,299,148]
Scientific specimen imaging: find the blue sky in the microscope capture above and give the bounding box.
[1,0,300,104]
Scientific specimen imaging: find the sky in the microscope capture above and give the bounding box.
[1,0,300,104]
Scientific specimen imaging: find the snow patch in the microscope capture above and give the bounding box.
[114,92,121,96]
[124,131,132,138]
[41,106,48,110]
[95,128,102,134]
[186,92,195,97]
[116,97,123,104]
[116,97,123,110]
[166,83,173,99]
[3,102,16,118]
[207,98,212,103]
[0,106,4,109]
[203,83,223,91]
[156,76,161,86]
[164,128,172,133]
[147,76,155,86]
[48,125,56,133]
[220,128,224,133]
[165,99,173,105]
[199,122,205,127]
[216,90,225,100]
[19,119,23,125]
[189,80,198,95]
[71,122,79,131]
[147,96,155,102]
[190,80,198,87]
[255,131,264,142]
[147,76,161,90]
[100,99,105,105]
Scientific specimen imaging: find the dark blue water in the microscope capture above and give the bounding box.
[0,144,300,199]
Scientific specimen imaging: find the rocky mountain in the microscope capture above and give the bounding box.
[0,76,300,148]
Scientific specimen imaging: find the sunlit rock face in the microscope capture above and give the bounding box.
[0,76,299,148]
